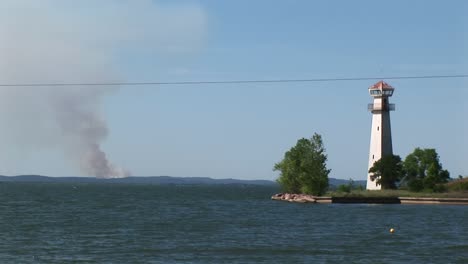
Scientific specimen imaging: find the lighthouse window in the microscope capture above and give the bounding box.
[377,126,379,131]
[370,90,381,95]
[372,155,374,160]
[383,90,393,96]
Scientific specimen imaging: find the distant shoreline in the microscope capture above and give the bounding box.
[0,175,365,187]
[0,175,277,186]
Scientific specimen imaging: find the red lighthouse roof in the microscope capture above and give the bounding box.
[370,80,394,90]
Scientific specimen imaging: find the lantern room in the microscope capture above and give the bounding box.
[369,80,394,97]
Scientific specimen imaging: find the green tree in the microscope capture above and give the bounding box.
[403,148,450,192]
[368,155,404,189]
[274,133,330,195]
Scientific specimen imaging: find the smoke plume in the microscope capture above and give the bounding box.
[0,1,206,177]
[50,87,130,178]
[0,86,130,178]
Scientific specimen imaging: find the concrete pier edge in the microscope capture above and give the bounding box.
[272,193,468,205]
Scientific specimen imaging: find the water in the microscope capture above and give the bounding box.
[0,183,466,263]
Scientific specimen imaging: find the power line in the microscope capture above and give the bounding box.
[0,74,467,87]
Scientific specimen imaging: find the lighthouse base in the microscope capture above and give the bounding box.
[366,175,382,190]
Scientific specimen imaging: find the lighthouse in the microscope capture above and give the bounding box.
[367,81,395,190]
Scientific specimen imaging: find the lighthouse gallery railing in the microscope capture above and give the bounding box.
[368,103,395,111]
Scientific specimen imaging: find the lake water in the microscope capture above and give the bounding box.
[0,183,466,263]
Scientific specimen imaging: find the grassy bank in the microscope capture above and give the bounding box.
[328,178,468,198]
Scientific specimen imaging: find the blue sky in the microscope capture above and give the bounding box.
[0,0,466,180]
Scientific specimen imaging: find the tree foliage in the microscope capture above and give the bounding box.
[403,148,450,192]
[368,155,404,189]
[274,133,330,195]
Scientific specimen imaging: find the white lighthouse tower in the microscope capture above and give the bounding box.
[367,81,395,190]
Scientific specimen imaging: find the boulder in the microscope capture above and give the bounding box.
[271,193,316,203]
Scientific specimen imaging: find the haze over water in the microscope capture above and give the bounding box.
[0,183,466,263]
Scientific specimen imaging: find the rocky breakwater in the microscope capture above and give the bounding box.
[271,193,316,203]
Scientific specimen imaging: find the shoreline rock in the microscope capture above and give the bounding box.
[271,193,316,203]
